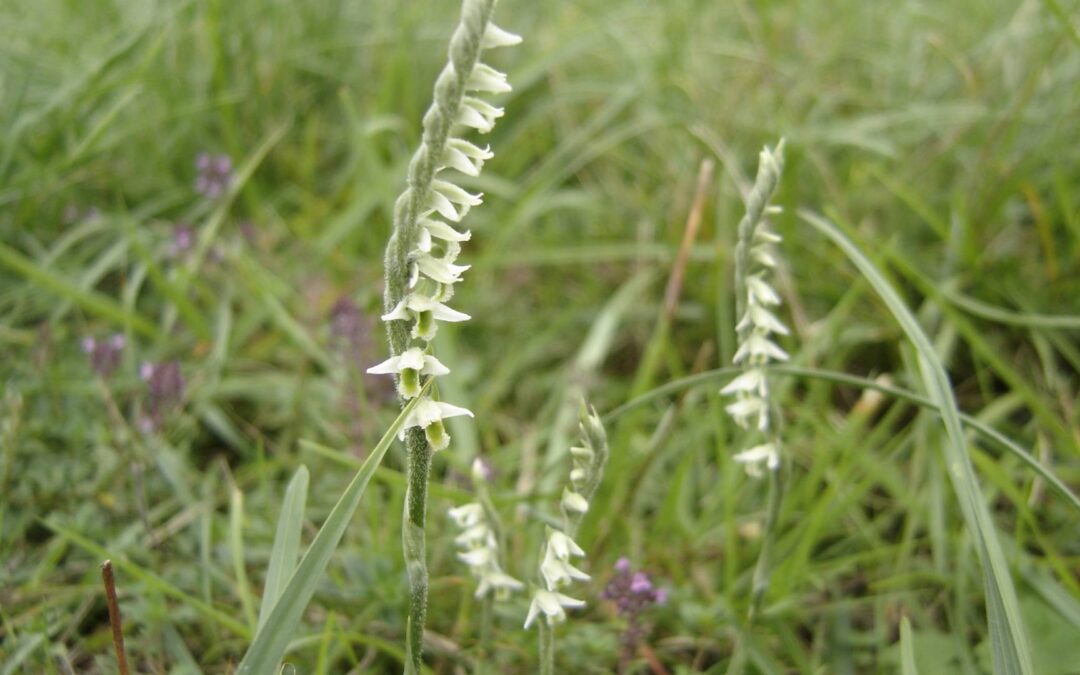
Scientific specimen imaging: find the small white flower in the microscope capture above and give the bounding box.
[414,253,471,286]
[747,275,781,306]
[755,225,782,242]
[482,23,523,50]
[733,332,789,364]
[467,63,512,94]
[415,219,470,253]
[441,139,494,177]
[540,530,590,590]
[569,445,593,461]
[541,547,590,589]
[737,304,790,336]
[400,398,473,451]
[448,503,485,528]
[382,291,470,341]
[454,523,494,548]
[427,180,483,222]
[720,368,767,396]
[402,398,473,431]
[366,348,450,398]
[524,589,586,629]
[457,97,504,133]
[476,569,525,599]
[733,443,780,478]
[561,489,589,514]
[725,397,767,430]
[547,530,585,560]
[458,546,494,567]
[751,245,778,268]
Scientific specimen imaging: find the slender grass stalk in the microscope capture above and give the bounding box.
[366,2,520,671]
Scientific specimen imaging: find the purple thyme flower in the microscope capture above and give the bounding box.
[139,361,185,432]
[82,333,126,377]
[602,558,668,669]
[194,153,233,199]
[168,223,196,258]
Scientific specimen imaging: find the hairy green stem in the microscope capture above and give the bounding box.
[402,428,432,675]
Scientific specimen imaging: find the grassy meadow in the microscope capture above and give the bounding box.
[2,0,1079,672]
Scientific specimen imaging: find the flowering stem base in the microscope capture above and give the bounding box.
[403,429,432,675]
[749,463,784,622]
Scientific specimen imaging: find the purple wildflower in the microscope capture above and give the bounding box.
[602,559,668,669]
[168,223,196,258]
[139,361,185,432]
[82,333,126,377]
[194,153,233,199]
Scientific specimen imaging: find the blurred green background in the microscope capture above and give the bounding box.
[2,0,1079,672]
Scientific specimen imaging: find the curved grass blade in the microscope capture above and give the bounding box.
[257,465,309,630]
[605,365,1080,520]
[235,384,429,675]
[799,209,1033,675]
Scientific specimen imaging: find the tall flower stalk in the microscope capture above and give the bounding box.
[526,405,610,675]
[366,2,520,672]
[721,140,786,629]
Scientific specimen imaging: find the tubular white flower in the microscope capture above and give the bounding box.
[747,275,781,306]
[448,503,485,529]
[733,332,789,364]
[454,523,495,548]
[525,589,586,629]
[725,397,768,431]
[541,549,590,589]
[457,97,504,133]
[561,489,589,514]
[547,530,585,561]
[400,398,473,451]
[733,443,780,478]
[414,223,468,255]
[381,292,470,342]
[476,569,525,599]
[458,546,494,567]
[467,63,512,93]
[738,304,790,336]
[442,139,493,177]
[366,348,450,399]
[540,529,589,590]
[720,368,767,396]
[482,23,523,50]
[414,254,471,286]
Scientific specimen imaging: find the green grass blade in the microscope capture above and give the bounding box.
[799,209,1034,675]
[0,241,160,338]
[257,465,309,630]
[231,487,258,630]
[900,616,920,675]
[607,364,1080,518]
[45,522,250,637]
[235,385,429,675]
